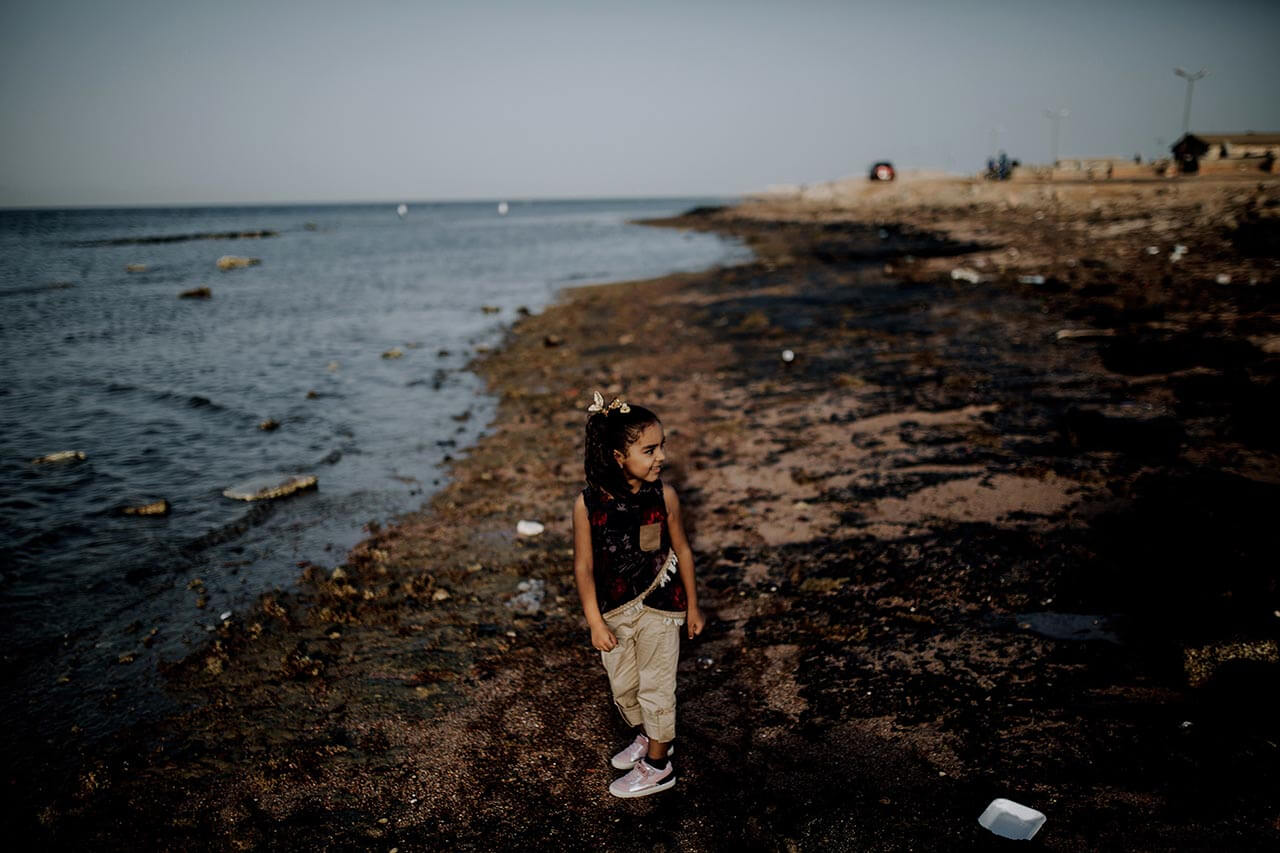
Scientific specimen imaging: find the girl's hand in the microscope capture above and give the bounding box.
[686,605,705,640]
[590,623,618,652]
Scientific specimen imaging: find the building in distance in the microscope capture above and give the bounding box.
[1172,132,1280,174]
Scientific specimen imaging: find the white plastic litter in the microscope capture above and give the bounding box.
[1215,273,1231,285]
[220,611,232,621]
[1018,275,1046,285]
[979,798,1047,840]
[516,520,544,536]
[781,349,795,363]
[1146,246,1160,255]
[950,267,982,284]
[1170,244,1188,262]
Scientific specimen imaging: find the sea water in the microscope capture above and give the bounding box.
[0,198,747,751]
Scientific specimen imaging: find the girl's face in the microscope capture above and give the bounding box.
[614,421,665,491]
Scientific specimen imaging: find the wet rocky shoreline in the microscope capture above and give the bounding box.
[13,178,1280,850]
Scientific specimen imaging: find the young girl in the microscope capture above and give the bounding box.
[572,393,704,798]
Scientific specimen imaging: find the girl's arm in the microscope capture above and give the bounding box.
[663,483,705,640]
[573,493,617,652]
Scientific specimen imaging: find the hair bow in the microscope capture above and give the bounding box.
[586,391,629,415]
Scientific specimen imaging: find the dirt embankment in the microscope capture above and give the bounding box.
[16,176,1280,851]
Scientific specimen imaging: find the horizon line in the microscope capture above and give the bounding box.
[0,191,748,213]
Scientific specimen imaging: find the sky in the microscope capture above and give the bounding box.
[2,0,1278,207]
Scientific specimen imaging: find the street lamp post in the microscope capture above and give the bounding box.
[1043,108,1069,170]
[1173,67,1208,136]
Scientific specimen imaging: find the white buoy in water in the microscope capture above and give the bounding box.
[396,203,408,218]
[497,201,509,216]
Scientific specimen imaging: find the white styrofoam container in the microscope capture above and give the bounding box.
[979,798,1047,840]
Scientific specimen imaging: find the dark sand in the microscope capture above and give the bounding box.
[11,176,1280,851]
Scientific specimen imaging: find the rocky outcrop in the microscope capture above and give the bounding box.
[216,256,260,271]
[32,450,85,464]
[222,474,317,501]
[122,499,170,516]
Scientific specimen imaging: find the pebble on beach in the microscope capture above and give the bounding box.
[516,520,544,536]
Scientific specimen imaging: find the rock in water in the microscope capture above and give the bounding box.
[32,450,86,464]
[122,499,171,516]
[222,474,318,501]
[179,286,212,299]
[516,520,544,536]
[216,255,261,270]
[507,578,546,616]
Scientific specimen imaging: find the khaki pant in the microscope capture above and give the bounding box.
[600,602,683,743]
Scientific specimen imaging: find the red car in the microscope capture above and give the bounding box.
[869,161,896,181]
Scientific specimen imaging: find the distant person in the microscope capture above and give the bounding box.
[572,394,704,798]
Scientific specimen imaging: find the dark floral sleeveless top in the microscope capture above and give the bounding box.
[583,478,687,616]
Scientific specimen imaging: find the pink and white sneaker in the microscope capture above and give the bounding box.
[608,759,676,799]
[610,734,675,770]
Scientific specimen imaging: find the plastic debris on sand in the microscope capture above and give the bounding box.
[979,798,1047,840]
